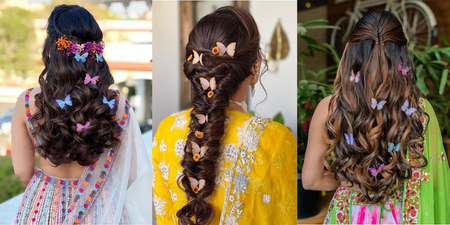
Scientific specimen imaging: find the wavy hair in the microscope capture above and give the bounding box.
[31,5,121,166]
[325,11,428,203]
[176,6,265,225]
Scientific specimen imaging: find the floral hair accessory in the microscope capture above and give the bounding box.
[191,141,208,161]
[76,122,91,132]
[195,131,204,139]
[200,77,216,98]
[84,74,99,85]
[188,177,205,194]
[56,36,105,63]
[215,42,236,57]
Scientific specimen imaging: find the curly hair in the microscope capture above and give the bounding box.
[176,6,265,225]
[30,5,122,166]
[325,11,428,203]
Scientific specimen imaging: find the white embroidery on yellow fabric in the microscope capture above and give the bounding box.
[171,114,188,131]
[262,194,271,204]
[152,164,156,188]
[153,194,167,216]
[169,189,178,202]
[160,139,167,152]
[175,139,186,157]
[158,161,170,180]
[152,139,157,148]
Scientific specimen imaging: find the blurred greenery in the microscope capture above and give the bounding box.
[0,155,25,203]
[0,7,36,81]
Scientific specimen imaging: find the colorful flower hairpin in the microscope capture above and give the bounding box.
[369,163,385,177]
[401,99,417,116]
[388,142,400,152]
[55,36,105,63]
[344,133,354,145]
[103,96,116,109]
[56,94,72,109]
[200,77,217,98]
[212,42,236,57]
[397,61,410,75]
[76,121,91,132]
[191,141,208,161]
[350,70,360,83]
[371,98,386,110]
[195,131,204,138]
[84,74,99,85]
[188,177,205,194]
[195,114,208,124]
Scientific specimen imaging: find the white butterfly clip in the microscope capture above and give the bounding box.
[195,114,208,124]
[401,99,417,116]
[191,141,208,161]
[371,98,386,110]
[192,50,203,66]
[200,77,217,98]
[350,70,360,83]
[216,42,236,57]
[188,177,205,194]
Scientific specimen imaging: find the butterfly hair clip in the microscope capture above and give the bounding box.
[55,36,105,63]
[195,114,208,124]
[55,94,72,109]
[187,50,204,66]
[388,142,400,152]
[84,74,99,85]
[369,163,385,177]
[397,61,410,75]
[76,122,91,132]
[200,77,217,98]
[188,177,205,194]
[401,99,417,116]
[103,96,116,109]
[191,141,208,161]
[344,133,354,146]
[350,70,360,83]
[212,42,236,57]
[371,98,386,110]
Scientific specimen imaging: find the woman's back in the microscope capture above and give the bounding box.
[153,109,296,224]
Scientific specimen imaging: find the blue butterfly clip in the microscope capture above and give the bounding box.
[55,94,72,109]
[75,52,89,63]
[95,53,104,63]
[344,133,354,145]
[388,142,400,152]
[103,96,116,109]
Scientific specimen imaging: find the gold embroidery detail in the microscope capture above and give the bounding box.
[255,152,264,166]
[271,155,283,170]
[247,176,264,194]
[277,193,295,215]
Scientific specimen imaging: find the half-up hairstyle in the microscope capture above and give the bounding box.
[176,6,265,225]
[325,11,428,203]
[31,5,121,166]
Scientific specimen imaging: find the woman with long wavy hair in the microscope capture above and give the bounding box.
[10,5,151,224]
[303,11,450,224]
[152,6,296,225]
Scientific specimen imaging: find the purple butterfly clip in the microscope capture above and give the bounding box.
[397,62,410,75]
[401,99,417,116]
[344,133,354,145]
[369,163,385,177]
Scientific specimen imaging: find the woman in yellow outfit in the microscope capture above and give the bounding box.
[152,6,296,225]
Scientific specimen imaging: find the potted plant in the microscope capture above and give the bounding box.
[409,33,450,164]
[297,19,339,219]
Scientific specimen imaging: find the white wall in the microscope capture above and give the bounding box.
[249,1,298,136]
[152,1,181,138]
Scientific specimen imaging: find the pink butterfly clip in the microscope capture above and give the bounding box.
[350,70,360,83]
[84,74,99,85]
[76,122,91,132]
[188,177,205,194]
[369,163,385,177]
[397,62,410,75]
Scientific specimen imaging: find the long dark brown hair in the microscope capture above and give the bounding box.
[31,5,121,166]
[176,6,264,225]
[325,11,428,203]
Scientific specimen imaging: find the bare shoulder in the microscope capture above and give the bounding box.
[313,96,332,122]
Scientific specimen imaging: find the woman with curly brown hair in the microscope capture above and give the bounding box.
[152,6,296,225]
[303,11,450,224]
[10,5,151,224]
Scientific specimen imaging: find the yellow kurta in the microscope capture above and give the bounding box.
[152,109,297,225]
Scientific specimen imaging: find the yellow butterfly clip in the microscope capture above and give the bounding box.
[192,50,204,66]
[191,141,208,161]
[216,42,236,57]
[188,177,205,194]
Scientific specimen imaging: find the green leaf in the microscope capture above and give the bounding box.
[299,19,329,27]
[323,43,341,63]
[247,110,255,116]
[439,69,448,95]
[273,112,285,125]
